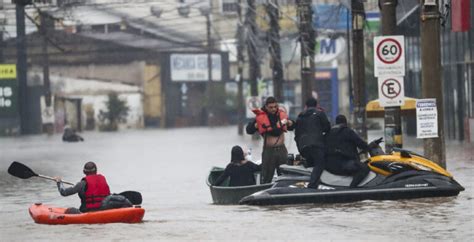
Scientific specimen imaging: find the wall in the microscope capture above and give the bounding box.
[37,61,146,86]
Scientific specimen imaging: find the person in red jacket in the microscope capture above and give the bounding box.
[55,162,110,213]
[250,97,294,183]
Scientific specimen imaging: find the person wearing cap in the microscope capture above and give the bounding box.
[325,114,371,188]
[213,146,261,187]
[54,162,110,213]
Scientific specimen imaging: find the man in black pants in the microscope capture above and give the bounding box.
[294,98,331,189]
[325,115,371,188]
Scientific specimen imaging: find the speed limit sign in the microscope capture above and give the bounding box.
[374,35,405,77]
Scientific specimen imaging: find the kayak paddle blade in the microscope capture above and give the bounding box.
[8,161,39,179]
[119,191,142,205]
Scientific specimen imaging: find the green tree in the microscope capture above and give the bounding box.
[99,92,129,131]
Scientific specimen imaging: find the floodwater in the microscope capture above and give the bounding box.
[0,126,472,240]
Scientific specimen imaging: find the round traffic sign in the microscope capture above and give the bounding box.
[247,97,261,110]
[381,78,401,99]
[376,38,403,64]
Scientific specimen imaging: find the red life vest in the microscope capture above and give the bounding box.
[252,108,288,135]
[83,174,110,210]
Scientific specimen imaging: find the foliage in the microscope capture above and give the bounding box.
[98,92,129,131]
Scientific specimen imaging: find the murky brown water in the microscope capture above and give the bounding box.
[1,127,472,240]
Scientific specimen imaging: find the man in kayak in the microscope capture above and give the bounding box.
[294,97,331,189]
[249,97,294,184]
[54,162,110,213]
[213,146,261,186]
[325,114,371,188]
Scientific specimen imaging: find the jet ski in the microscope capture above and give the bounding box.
[240,138,465,205]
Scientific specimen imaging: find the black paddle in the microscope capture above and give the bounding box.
[8,161,74,185]
[119,191,142,205]
[8,161,143,205]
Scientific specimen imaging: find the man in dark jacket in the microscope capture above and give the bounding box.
[325,114,371,188]
[294,98,331,189]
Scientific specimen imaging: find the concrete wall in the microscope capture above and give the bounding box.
[34,61,146,86]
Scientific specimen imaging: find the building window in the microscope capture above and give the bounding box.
[220,0,238,14]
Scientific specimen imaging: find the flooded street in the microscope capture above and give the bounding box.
[0,126,473,240]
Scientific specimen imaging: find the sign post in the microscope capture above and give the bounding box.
[374,35,405,153]
[0,64,18,118]
[416,99,438,138]
[246,96,261,119]
[377,76,405,107]
[374,35,405,77]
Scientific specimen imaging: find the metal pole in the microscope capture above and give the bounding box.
[267,0,284,101]
[15,2,28,134]
[351,0,368,140]
[237,0,245,135]
[0,20,4,62]
[40,12,54,135]
[246,0,260,97]
[206,13,213,126]
[380,0,402,153]
[420,0,446,167]
[298,0,316,106]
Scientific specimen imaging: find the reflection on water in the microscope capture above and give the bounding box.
[0,127,472,240]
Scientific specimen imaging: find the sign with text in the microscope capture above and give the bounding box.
[0,64,17,79]
[377,76,405,107]
[416,99,438,138]
[246,96,261,119]
[0,79,18,117]
[170,54,222,82]
[374,35,405,77]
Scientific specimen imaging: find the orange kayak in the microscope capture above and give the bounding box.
[29,203,145,225]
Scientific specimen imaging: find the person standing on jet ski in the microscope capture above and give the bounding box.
[325,115,371,188]
[294,97,331,189]
[213,146,261,186]
[249,97,294,184]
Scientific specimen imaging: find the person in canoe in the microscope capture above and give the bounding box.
[54,161,110,213]
[213,146,261,187]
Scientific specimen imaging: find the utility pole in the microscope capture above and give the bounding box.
[0,22,4,62]
[15,0,30,134]
[380,0,401,153]
[200,4,213,126]
[351,0,368,140]
[40,12,54,134]
[237,0,245,135]
[266,0,284,101]
[420,0,445,167]
[246,0,260,97]
[297,0,315,106]
[206,13,213,126]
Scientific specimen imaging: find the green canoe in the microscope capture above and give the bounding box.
[207,167,273,205]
